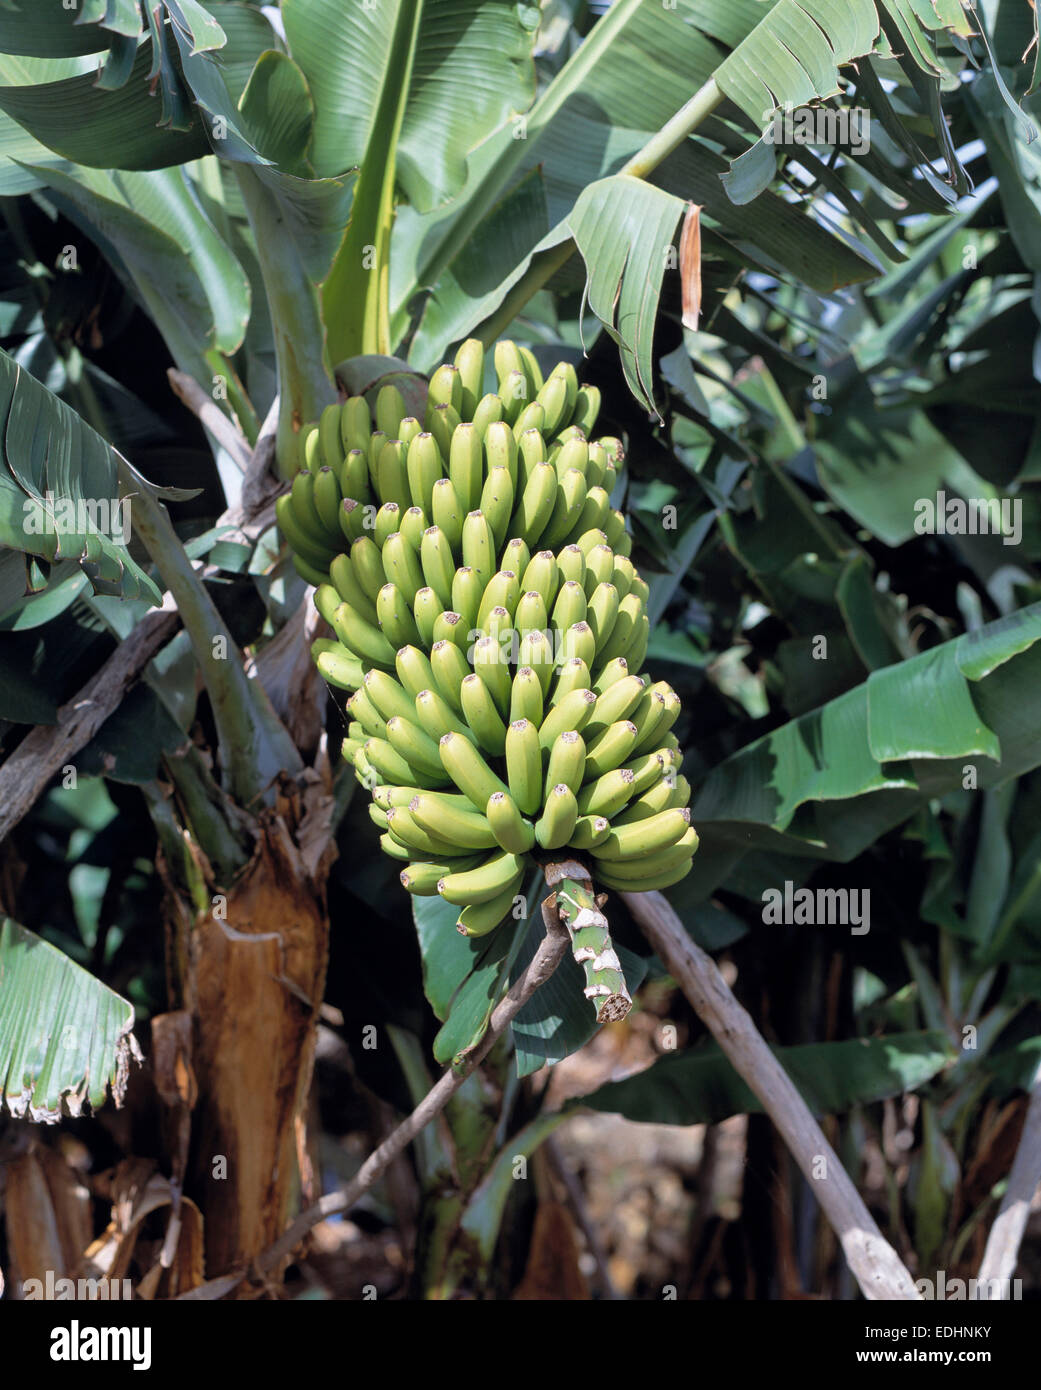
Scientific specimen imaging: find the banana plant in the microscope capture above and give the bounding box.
[1,0,1040,1300]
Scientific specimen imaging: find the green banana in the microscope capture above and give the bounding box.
[459,673,508,756]
[505,718,542,816]
[534,783,579,850]
[438,730,510,810]
[486,791,536,854]
[437,851,527,906]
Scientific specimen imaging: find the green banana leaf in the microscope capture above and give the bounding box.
[0,916,140,1121]
[0,347,161,603]
[578,1030,955,1126]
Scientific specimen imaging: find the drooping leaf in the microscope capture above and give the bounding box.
[0,917,141,1122]
[0,347,162,603]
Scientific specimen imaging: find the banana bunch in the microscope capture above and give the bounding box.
[281,338,697,937]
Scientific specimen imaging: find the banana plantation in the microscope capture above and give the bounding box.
[0,0,1040,1339]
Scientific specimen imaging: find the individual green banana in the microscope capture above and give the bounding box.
[401,857,483,897]
[386,714,451,783]
[471,392,505,437]
[406,432,443,516]
[456,885,519,938]
[377,583,422,649]
[449,423,484,512]
[558,621,596,669]
[375,438,411,510]
[351,686,389,739]
[564,487,610,545]
[427,362,462,413]
[486,790,536,854]
[451,566,482,631]
[510,665,544,727]
[557,544,585,586]
[381,833,413,865]
[571,384,601,437]
[375,383,405,440]
[398,416,422,449]
[437,851,527,906]
[366,429,387,491]
[585,674,645,737]
[431,476,464,550]
[553,435,588,483]
[369,803,390,831]
[514,589,549,637]
[476,570,520,631]
[432,609,467,649]
[550,579,586,634]
[586,582,620,648]
[329,553,379,626]
[381,530,424,605]
[439,729,510,810]
[583,545,614,595]
[374,502,403,549]
[518,345,544,395]
[318,404,342,470]
[552,657,592,702]
[593,657,630,694]
[313,640,365,692]
[584,719,639,780]
[472,635,511,717]
[520,550,559,611]
[537,686,596,750]
[544,730,585,797]
[364,669,417,724]
[484,420,519,491]
[569,814,612,850]
[461,509,496,585]
[509,463,557,546]
[420,525,456,609]
[410,791,498,850]
[589,807,691,863]
[417,584,441,650]
[460,673,508,756]
[425,402,460,458]
[576,767,636,818]
[527,454,587,546]
[332,600,397,669]
[454,338,485,417]
[277,493,338,571]
[414,687,473,745]
[628,750,670,797]
[502,537,531,580]
[400,505,428,552]
[517,428,547,492]
[505,718,542,816]
[517,629,555,695]
[351,536,388,605]
[430,638,471,715]
[396,645,438,699]
[499,370,529,423]
[576,528,608,558]
[534,783,579,851]
[339,396,372,455]
[593,592,643,673]
[534,370,571,437]
[338,496,369,546]
[313,466,344,537]
[386,805,461,857]
[365,736,438,789]
[592,856,696,894]
[480,466,515,551]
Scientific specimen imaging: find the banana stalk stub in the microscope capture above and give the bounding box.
[281,338,696,941]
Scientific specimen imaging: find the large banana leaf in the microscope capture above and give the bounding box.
[0,348,161,602]
[0,917,140,1122]
[692,601,1041,861]
[578,1031,955,1126]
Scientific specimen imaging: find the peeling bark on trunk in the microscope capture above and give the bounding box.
[188,810,332,1284]
[156,773,336,1292]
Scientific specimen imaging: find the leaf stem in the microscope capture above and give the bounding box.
[116,454,302,807]
[234,167,334,478]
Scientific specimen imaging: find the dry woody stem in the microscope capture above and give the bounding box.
[622,888,922,1302]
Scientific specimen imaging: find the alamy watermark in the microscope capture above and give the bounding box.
[22,491,131,544]
[914,491,1021,546]
[763,103,871,157]
[762,881,870,935]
